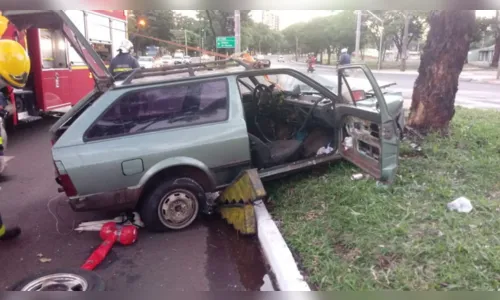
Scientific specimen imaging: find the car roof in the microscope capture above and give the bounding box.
[109,59,338,100]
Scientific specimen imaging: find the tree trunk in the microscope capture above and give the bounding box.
[407,10,475,135]
[490,35,500,68]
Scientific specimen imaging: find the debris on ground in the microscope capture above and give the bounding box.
[39,257,52,263]
[316,144,334,156]
[36,253,43,258]
[447,197,473,213]
[75,212,144,232]
[351,173,364,180]
[410,143,422,152]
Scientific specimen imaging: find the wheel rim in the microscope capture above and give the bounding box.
[20,273,89,291]
[158,189,199,230]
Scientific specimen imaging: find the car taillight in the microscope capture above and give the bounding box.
[352,90,366,102]
[54,160,77,197]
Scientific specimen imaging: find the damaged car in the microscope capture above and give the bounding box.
[3,10,401,233]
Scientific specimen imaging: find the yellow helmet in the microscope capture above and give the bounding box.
[0,39,30,88]
[0,15,8,37]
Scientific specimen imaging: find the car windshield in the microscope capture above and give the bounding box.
[174,53,183,58]
[162,56,172,60]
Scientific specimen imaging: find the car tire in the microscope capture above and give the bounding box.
[10,268,106,291]
[140,177,204,232]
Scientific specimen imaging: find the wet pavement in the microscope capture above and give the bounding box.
[0,118,271,291]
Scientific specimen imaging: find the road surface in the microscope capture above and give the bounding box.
[0,119,270,291]
[273,58,500,110]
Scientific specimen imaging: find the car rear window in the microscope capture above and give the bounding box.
[85,79,229,140]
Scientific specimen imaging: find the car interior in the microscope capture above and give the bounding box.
[237,73,340,169]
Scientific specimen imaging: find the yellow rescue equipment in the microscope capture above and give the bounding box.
[0,13,8,37]
[217,169,266,235]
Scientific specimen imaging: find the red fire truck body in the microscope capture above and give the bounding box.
[1,10,127,125]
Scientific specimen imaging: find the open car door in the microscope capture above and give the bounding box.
[1,10,112,90]
[336,64,400,183]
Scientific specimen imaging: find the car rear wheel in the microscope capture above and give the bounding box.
[140,177,205,232]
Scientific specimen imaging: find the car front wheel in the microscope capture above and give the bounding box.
[140,177,204,232]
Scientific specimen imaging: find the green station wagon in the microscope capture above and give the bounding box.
[5,10,401,232]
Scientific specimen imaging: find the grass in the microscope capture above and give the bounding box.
[267,107,500,291]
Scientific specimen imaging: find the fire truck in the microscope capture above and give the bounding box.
[0,10,127,126]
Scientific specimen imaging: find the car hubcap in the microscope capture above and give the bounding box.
[158,189,198,229]
[20,273,88,291]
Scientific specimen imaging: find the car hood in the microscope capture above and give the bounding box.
[2,10,112,90]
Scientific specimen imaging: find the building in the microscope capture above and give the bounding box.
[468,45,495,63]
[261,11,280,31]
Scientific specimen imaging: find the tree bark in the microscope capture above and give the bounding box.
[407,10,475,135]
[490,35,500,67]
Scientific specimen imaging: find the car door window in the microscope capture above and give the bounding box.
[85,79,229,140]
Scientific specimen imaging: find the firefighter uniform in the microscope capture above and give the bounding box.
[0,16,31,241]
[108,39,140,78]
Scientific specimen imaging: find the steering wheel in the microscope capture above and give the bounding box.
[253,84,274,105]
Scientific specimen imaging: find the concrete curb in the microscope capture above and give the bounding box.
[254,201,311,291]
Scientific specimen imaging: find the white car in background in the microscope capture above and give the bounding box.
[201,54,212,63]
[160,55,174,66]
[173,52,185,65]
[183,55,192,64]
[138,56,154,69]
[256,54,265,60]
[278,55,285,62]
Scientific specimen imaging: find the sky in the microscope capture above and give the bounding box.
[174,10,499,30]
[173,10,335,29]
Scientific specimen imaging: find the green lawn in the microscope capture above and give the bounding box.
[268,107,500,291]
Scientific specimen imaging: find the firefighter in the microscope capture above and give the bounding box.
[338,48,351,66]
[109,39,140,78]
[0,37,31,241]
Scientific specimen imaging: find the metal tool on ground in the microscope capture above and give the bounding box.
[81,222,138,271]
[217,169,267,235]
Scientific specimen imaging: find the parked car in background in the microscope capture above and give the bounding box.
[278,55,285,63]
[201,54,212,62]
[173,52,184,65]
[183,55,192,64]
[267,53,272,56]
[138,56,154,69]
[256,54,265,60]
[161,55,173,66]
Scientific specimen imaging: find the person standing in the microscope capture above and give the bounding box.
[338,48,351,66]
[108,39,140,78]
[0,37,31,241]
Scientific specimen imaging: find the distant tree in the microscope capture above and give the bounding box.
[128,10,175,52]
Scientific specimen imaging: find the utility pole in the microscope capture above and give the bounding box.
[234,10,241,54]
[184,29,188,55]
[366,10,384,70]
[401,11,410,72]
[355,10,362,60]
[295,35,299,61]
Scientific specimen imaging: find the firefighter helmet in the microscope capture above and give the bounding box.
[118,39,134,53]
[0,39,30,89]
[0,15,8,37]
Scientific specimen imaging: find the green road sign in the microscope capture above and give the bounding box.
[216,36,236,49]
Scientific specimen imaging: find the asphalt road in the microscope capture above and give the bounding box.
[273,58,500,110]
[0,119,270,291]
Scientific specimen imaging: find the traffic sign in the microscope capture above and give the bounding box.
[216,36,236,49]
